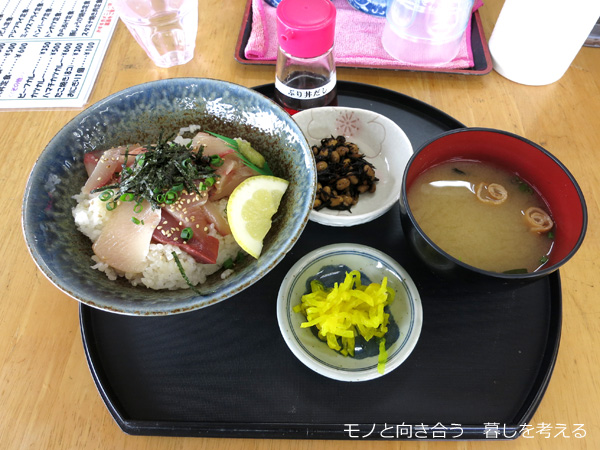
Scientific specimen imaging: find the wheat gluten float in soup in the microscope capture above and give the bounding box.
[407,160,555,274]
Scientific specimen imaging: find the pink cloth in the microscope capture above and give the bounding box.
[245,0,483,69]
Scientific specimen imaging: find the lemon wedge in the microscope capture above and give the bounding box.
[227,175,289,258]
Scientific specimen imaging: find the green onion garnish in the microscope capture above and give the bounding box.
[99,190,113,201]
[120,192,135,202]
[181,227,193,241]
[165,191,178,204]
[513,177,534,194]
[210,154,224,167]
[223,252,245,270]
[133,202,144,213]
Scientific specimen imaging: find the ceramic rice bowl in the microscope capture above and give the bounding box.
[22,78,316,315]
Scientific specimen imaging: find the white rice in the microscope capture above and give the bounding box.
[173,124,202,146]
[72,193,242,290]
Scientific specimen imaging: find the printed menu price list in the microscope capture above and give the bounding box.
[0,0,117,108]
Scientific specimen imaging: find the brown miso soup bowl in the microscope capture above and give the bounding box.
[399,128,587,280]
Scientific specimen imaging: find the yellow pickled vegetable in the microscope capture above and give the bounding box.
[293,270,395,362]
[378,339,388,375]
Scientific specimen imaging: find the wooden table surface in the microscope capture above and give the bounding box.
[1,0,599,448]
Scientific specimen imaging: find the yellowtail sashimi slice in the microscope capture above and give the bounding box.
[93,199,161,273]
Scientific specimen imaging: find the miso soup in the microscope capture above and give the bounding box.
[407,160,554,273]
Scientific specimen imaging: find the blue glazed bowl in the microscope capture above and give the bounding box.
[346,0,387,17]
[22,78,316,315]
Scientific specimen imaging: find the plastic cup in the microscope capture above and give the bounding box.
[112,0,198,68]
[489,0,600,85]
[381,0,474,65]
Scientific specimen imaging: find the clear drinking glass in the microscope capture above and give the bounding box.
[112,0,198,68]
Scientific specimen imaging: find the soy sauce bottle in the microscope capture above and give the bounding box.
[275,0,337,115]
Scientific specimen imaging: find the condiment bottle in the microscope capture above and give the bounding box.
[275,0,337,114]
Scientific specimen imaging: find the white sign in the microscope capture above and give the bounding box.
[0,0,117,108]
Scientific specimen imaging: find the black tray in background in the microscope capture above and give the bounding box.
[80,82,561,440]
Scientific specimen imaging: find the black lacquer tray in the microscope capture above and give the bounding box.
[80,82,561,440]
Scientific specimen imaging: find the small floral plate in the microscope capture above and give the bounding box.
[294,106,413,227]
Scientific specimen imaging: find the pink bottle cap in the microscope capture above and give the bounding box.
[276,0,336,59]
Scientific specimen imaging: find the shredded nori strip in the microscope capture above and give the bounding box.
[171,251,204,295]
[91,134,218,210]
[89,133,244,291]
